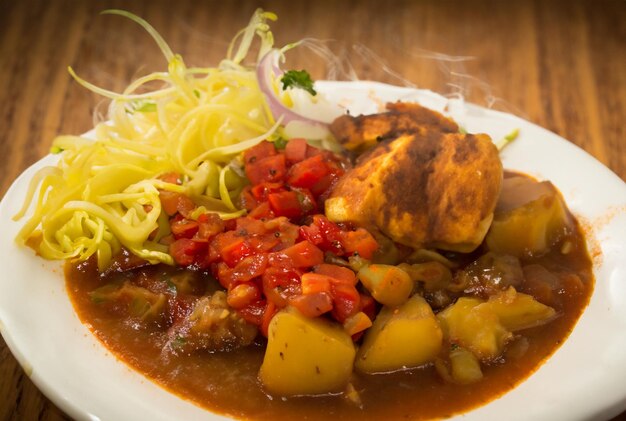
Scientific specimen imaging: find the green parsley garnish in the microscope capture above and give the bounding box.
[273,137,288,149]
[281,70,317,96]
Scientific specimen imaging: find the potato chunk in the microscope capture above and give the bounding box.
[356,295,442,373]
[437,297,512,360]
[484,287,556,331]
[259,308,356,396]
[437,288,556,360]
[357,264,414,307]
[485,175,572,257]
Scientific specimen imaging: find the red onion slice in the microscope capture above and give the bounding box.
[256,49,329,127]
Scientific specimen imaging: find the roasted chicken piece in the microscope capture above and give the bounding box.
[330,102,459,153]
[326,104,502,253]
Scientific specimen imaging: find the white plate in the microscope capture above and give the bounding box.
[1,81,625,421]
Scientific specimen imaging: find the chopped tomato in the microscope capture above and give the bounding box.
[247,202,274,220]
[289,292,333,318]
[231,253,269,283]
[227,283,262,309]
[245,154,286,185]
[300,215,343,254]
[243,141,276,166]
[213,232,253,267]
[169,238,206,266]
[238,299,267,326]
[331,282,361,323]
[262,266,302,307]
[359,293,377,320]
[196,213,225,240]
[260,301,278,337]
[300,272,333,295]
[158,172,182,185]
[251,182,285,201]
[170,216,199,239]
[163,138,384,334]
[291,187,317,214]
[314,263,357,285]
[268,191,303,219]
[269,241,324,268]
[160,191,196,217]
[284,138,308,163]
[235,217,268,236]
[340,228,379,259]
[287,154,330,189]
[239,186,258,211]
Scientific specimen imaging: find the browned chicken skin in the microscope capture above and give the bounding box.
[330,102,459,154]
[326,102,503,253]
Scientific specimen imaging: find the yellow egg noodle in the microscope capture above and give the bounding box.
[13,9,282,270]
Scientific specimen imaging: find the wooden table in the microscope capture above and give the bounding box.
[1,1,624,420]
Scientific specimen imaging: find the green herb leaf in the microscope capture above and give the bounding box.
[50,146,65,154]
[273,137,288,149]
[281,70,317,96]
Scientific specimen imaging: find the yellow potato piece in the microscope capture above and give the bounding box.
[486,176,572,257]
[357,264,414,307]
[483,287,557,331]
[356,295,442,373]
[259,308,356,396]
[437,297,512,360]
[450,346,483,384]
[437,289,556,360]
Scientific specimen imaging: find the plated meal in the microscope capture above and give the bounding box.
[1,8,625,421]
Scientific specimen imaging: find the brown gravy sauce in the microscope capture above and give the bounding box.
[65,180,594,421]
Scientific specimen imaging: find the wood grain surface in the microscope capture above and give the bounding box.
[0,1,624,420]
